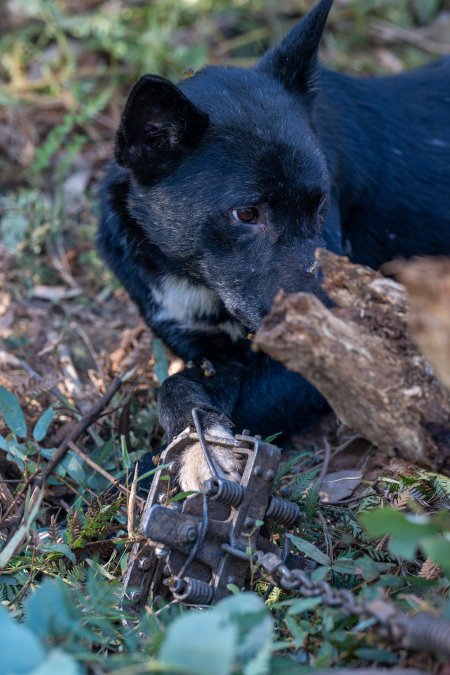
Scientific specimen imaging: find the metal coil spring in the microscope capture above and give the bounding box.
[265,496,301,526]
[397,612,450,657]
[172,577,214,605]
[202,477,244,507]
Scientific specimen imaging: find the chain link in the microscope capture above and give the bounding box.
[255,552,363,616]
[254,550,450,656]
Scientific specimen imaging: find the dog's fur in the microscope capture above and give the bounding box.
[98,0,450,490]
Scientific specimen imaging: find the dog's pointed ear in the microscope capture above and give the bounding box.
[115,75,209,180]
[259,0,333,96]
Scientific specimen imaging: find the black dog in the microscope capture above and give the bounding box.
[98,0,450,490]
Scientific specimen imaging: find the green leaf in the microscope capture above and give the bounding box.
[410,0,440,24]
[30,649,82,675]
[0,488,44,568]
[33,405,56,442]
[152,337,169,384]
[264,432,282,444]
[0,386,27,437]
[421,537,450,576]
[270,656,303,674]
[137,463,171,482]
[159,593,272,675]
[0,206,29,250]
[214,593,273,675]
[25,579,78,641]
[284,614,308,648]
[159,608,237,675]
[290,468,320,502]
[0,604,45,673]
[120,434,131,469]
[169,490,197,502]
[355,647,398,664]
[5,440,27,471]
[284,596,322,616]
[226,583,242,595]
[431,473,450,497]
[39,542,77,564]
[288,534,330,566]
[310,565,330,582]
[275,451,309,483]
[63,452,86,484]
[360,507,440,560]
[332,556,393,581]
[315,639,336,668]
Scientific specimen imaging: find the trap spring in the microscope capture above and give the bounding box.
[121,421,306,621]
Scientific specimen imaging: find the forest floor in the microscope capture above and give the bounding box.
[1,1,450,673]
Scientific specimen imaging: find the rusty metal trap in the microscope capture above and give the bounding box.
[120,409,450,658]
[121,408,307,621]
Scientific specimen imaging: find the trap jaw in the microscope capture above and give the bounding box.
[121,427,302,620]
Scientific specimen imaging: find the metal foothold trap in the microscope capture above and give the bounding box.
[119,415,450,659]
[121,421,306,622]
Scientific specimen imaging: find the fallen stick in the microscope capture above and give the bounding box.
[68,440,143,504]
[39,376,123,486]
[254,250,450,470]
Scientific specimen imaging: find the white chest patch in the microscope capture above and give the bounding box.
[217,319,245,341]
[152,275,245,341]
[152,275,221,323]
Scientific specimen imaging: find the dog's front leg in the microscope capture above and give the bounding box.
[158,361,243,491]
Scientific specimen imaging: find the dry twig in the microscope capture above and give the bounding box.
[68,440,143,503]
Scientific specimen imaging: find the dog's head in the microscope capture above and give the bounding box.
[115,0,336,330]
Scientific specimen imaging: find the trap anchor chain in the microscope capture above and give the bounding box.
[121,410,450,658]
[255,551,450,657]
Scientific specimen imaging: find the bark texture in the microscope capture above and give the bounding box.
[254,250,450,469]
[399,258,450,391]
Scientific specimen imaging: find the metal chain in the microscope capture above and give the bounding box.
[254,550,450,657]
[255,552,360,611]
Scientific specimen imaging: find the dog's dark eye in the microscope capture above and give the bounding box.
[231,207,261,225]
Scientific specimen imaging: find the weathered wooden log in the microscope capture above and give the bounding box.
[398,258,450,391]
[254,249,450,469]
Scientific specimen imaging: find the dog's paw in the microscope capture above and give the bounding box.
[178,425,243,492]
